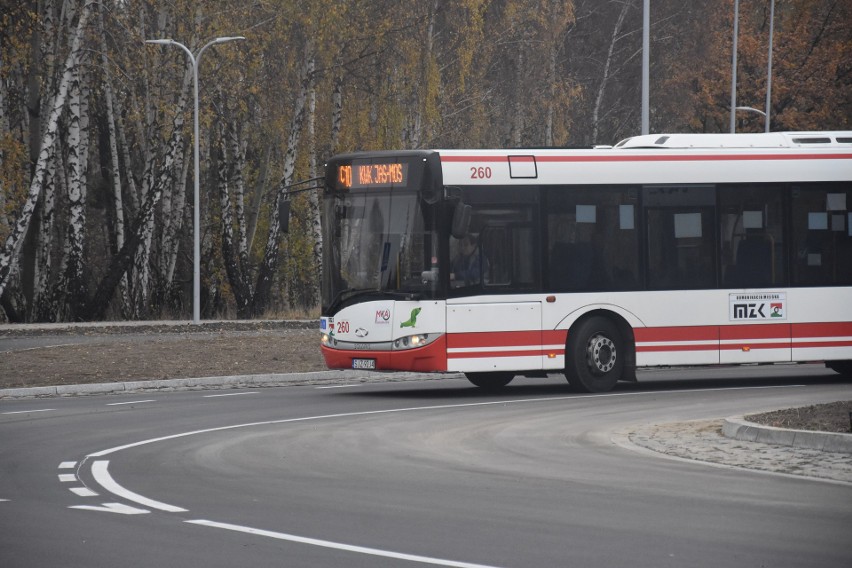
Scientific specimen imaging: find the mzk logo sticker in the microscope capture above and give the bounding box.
[729,293,786,321]
[375,308,391,324]
[400,308,421,328]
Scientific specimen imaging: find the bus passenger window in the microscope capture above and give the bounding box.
[719,185,785,288]
[791,184,852,286]
[643,185,716,290]
[545,186,640,292]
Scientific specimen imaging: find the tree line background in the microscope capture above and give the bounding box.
[0,0,849,323]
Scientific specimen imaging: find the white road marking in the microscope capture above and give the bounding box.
[70,503,149,515]
[87,384,807,458]
[80,384,807,564]
[58,474,76,482]
[315,384,361,389]
[59,461,77,469]
[90,460,186,513]
[186,519,504,568]
[2,409,55,415]
[106,400,155,406]
[69,487,98,497]
[203,392,259,398]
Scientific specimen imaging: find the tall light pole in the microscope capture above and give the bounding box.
[731,0,775,133]
[146,36,245,324]
[641,0,650,135]
[730,0,740,133]
[765,0,775,132]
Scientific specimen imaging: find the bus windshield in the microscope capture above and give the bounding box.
[321,188,440,314]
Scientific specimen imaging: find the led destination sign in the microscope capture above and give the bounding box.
[338,162,408,189]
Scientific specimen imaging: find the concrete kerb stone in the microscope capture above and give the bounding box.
[723,415,852,454]
[0,370,463,399]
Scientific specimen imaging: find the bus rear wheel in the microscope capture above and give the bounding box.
[465,372,515,390]
[565,316,624,393]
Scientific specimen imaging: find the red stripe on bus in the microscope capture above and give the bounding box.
[792,340,852,349]
[636,344,718,352]
[635,326,718,342]
[447,330,567,349]
[719,342,792,351]
[439,154,851,164]
[792,322,852,338]
[720,323,791,340]
[448,349,564,359]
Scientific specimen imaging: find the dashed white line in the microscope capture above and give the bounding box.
[106,400,156,406]
[203,392,259,398]
[2,408,55,415]
[59,461,77,469]
[186,519,504,568]
[70,502,149,515]
[58,474,76,483]
[69,487,98,497]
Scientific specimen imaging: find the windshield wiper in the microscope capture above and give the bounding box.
[327,288,422,314]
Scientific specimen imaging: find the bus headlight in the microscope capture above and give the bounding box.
[393,333,434,350]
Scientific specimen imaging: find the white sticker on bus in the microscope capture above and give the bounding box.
[729,292,786,321]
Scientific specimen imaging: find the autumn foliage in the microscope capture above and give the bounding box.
[0,0,849,322]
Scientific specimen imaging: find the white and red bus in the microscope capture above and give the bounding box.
[319,132,852,391]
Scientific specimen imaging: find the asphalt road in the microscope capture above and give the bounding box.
[1,367,851,568]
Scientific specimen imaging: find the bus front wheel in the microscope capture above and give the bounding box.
[465,372,514,390]
[565,316,624,393]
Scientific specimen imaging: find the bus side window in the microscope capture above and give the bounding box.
[791,184,852,286]
[643,185,716,290]
[545,186,639,292]
[719,185,785,288]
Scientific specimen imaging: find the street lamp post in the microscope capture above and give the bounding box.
[731,0,775,133]
[641,0,650,135]
[146,36,245,324]
[734,105,767,131]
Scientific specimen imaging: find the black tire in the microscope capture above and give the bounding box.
[565,316,624,393]
[826,360,852,378]
[465,372,515,390]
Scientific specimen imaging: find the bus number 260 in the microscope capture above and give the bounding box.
[470,166,492,179]
[336,321,350,333]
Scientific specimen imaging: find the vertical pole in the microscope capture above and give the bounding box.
[765,0,775,132]
[146,37,243,323]
[192,57,201,324]
[642,0,650,135]
[730,0,739,133]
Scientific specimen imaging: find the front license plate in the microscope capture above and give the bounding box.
[352,358,376,370]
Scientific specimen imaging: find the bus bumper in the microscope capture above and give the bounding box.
[321,335,448,372]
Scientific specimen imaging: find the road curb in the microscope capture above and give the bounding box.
[722,416,852,454]
[0,370,463,399]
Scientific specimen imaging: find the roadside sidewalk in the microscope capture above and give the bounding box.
[623,418,852,484]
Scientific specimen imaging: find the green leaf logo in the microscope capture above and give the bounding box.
[400,307,421,328]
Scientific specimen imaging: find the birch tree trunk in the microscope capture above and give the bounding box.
[33,144,57,321]
[252,41,311,315]
[217,117,253,317]
[98,1,130,317]
[591,0,630,145]
[0,1,91,299]
[63,53,90,319]
[306,47,322,307]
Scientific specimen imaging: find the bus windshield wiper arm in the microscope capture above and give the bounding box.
[328,288,421,313]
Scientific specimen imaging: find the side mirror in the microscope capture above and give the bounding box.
[451,201,471,239]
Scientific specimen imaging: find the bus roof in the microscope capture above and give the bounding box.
[614,131,852,149]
